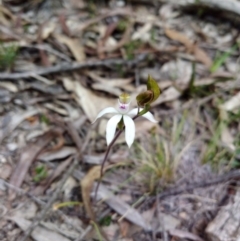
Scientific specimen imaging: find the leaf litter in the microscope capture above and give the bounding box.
[0,1,240,241]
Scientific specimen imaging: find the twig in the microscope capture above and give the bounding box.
[0,54,147,80]
[145,169,240,207]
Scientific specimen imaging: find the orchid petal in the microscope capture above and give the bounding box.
[92,107,118,123]
[123,115,135,148]
[142,111,158,123]
[106,114,122,145]
[127,108,142,116]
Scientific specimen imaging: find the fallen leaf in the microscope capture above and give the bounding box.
[169,229,204,241]
[44,103,69,116]
[40,220,80,239]
[165,28,192,49]
[132,23,152,42]
[194,78,215,86]
[0,5,15,26]
[119,220,130,237]
[221,125,235,151]
[41,21,56,40]
[192,43,212,67]
[0,109,40,144]
[62,175,78,200]
[83,154,104,165]
[157,212,180,231]
[92,83,122,96]
[9,128,63,200]
[87,72,133,88]
[219,91,240,111]
[9,215,71,241]
[0,163,12,179]
[165,28,212,67]
[88,72,134,93]
[97,184,152,231]
[13,201,38,219]
[62,77,75,91]
[26,130,47,141]
[38,147,77,162]
[55,34,85,62]
[81,166,103,220]
[0,82,18,92]
[153,87,181,106]
[74,81,115,122]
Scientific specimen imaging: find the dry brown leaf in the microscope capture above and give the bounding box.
[55,34,85,62]
[119,220,130,237]
[165,28,192,49]
[0,5,15,26]
[165,28,212,67]
[74,81,115,122]
[192,44,212,68]
[81,166,103,220]
[9,129,63,200]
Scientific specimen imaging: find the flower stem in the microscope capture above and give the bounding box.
[94,129,122,202]
[94,114,140,202]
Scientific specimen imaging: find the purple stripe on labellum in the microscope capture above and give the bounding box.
[119,103,128,110]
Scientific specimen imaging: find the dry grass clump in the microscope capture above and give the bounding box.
[131,113,196,194]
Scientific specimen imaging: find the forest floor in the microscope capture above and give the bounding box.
[1,0,240,240]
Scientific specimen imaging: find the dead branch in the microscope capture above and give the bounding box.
[146,169,240,206]
[0,54,147,80]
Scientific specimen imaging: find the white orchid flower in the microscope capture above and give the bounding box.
[93,93,158,148]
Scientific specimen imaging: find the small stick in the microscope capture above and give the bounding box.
[0,54,147,80]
